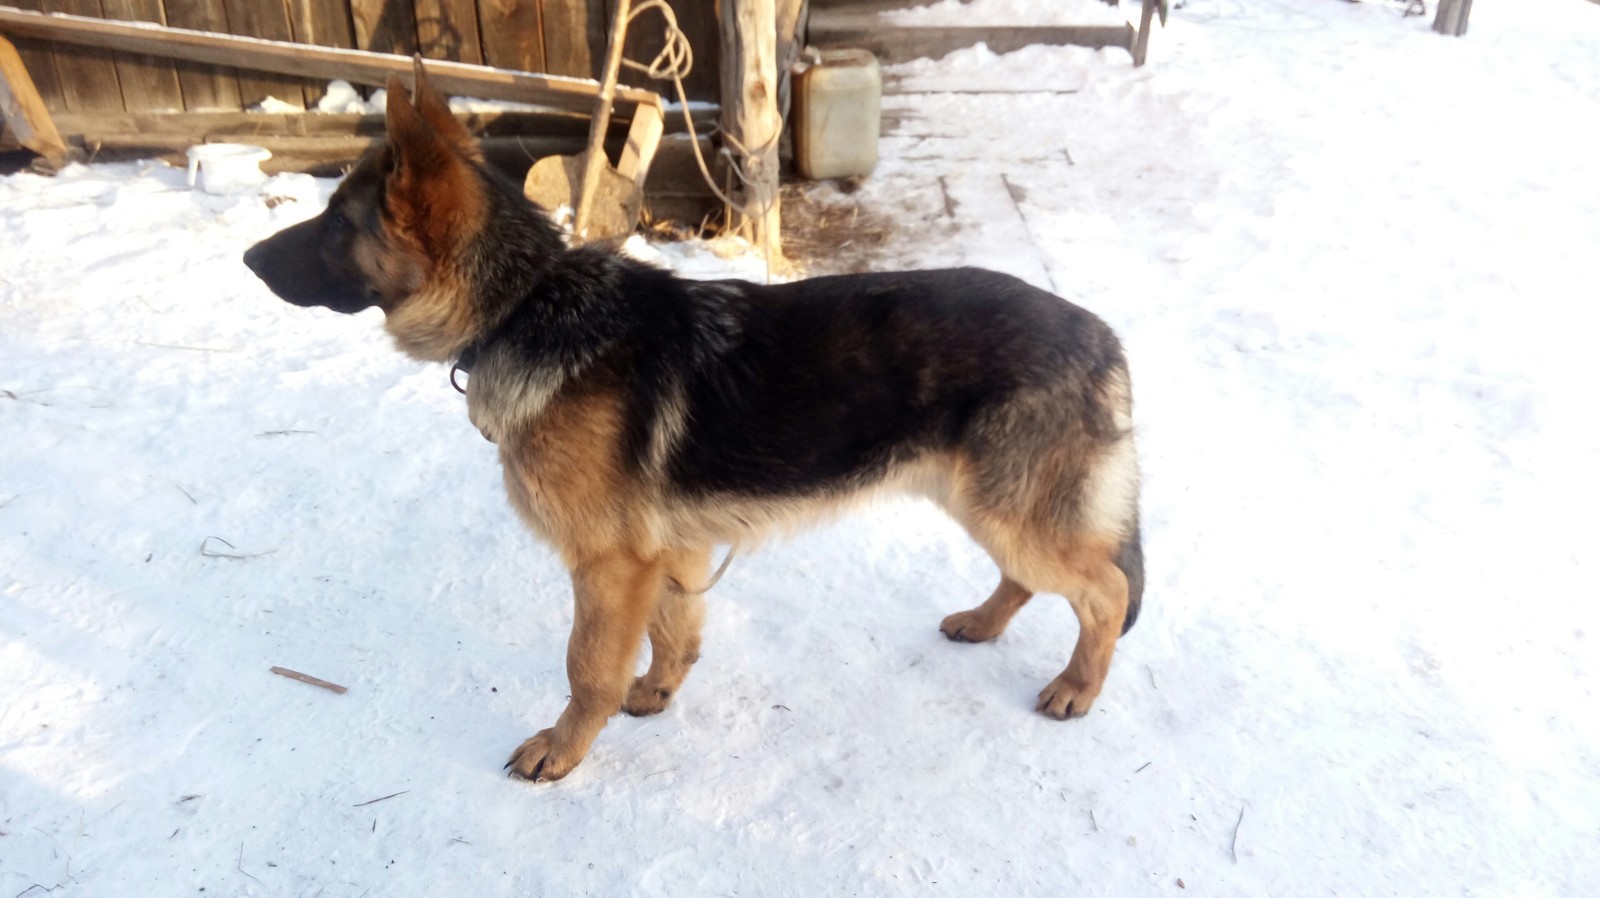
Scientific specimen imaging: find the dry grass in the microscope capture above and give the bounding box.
[778,178,897,275]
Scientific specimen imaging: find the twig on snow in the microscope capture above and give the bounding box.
[200,536,275,559]
[134,342,239,353]
[1134,761,1152,773]
[174,484,197,505]
[270,667,348,694]
[1089,808,1099,832]
[1230,804,1246,863]
[237,842,264,887]
[1146,665,1157,689]
[352,790,409,808]
[256,429,315,437]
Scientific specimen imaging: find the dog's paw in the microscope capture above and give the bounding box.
[1035,675,1098,720]
[939,609,1006,643]
[621,677,673,716]
[505,728,583,782]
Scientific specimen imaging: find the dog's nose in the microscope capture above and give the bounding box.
[242,243,264,275]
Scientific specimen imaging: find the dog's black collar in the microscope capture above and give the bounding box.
[450,339,487,395]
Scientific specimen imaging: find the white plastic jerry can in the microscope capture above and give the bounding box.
[792,48,882,180]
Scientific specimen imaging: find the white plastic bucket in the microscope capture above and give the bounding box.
[186,144,273,195]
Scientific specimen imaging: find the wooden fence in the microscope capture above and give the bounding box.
[9,0,719,114]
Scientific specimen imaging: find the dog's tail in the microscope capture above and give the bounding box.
[1115,514,1144,636]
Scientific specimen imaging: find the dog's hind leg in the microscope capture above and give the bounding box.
[623,544,711,717]
[1033,539,1130,720]
[940,575,1034,643]
[507,549,664,782]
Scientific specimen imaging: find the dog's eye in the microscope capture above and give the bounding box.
[327,207,347,229]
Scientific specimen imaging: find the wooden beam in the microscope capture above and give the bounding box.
[0,31,72,162]
[0,5,662,116]
[719,0,782,257]
[616,94,662,189]
[43,105,716,141]
[1433,0,1472,36]
[807,23,1134,64]
[1132,0,1155,67]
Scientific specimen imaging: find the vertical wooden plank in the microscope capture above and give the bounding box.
[1132,0,1155,67]
[7,0,66,112]
[287,0,357,106]
[164,0,244,110]
[477,0,546,73]
[100,0,186,111]
[1433,0,1472,35]
[718,0,781,255]
[623,0,717,102]
[221,0,306,109]
[350,0,419,55]
[543,0,607,80]
[46,0,127,113]
[415,0,485,63]
[0,33,73,163]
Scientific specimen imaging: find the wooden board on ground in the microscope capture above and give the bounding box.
[0,32,71,162]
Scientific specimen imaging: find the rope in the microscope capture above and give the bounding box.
[668,545,739,595]
[622,0,780,280]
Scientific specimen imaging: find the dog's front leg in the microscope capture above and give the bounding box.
[507,549,663,782]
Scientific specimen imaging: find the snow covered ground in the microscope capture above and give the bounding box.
[4,1,1599,895]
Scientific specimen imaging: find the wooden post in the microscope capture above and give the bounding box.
[1132,0,1156,67]
[572,0,631,243]
[0,33,74,166]
[1433,0,1472,36]
[719,0,783,261]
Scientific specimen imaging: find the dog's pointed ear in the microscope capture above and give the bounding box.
[411,56,484,162]
[384,73,434,165]
[383,72,482,253]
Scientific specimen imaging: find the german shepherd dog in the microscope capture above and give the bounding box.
[243,68,1144,782]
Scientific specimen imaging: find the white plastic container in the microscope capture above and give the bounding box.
[792,48,881,180]
[186,143,273,195]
